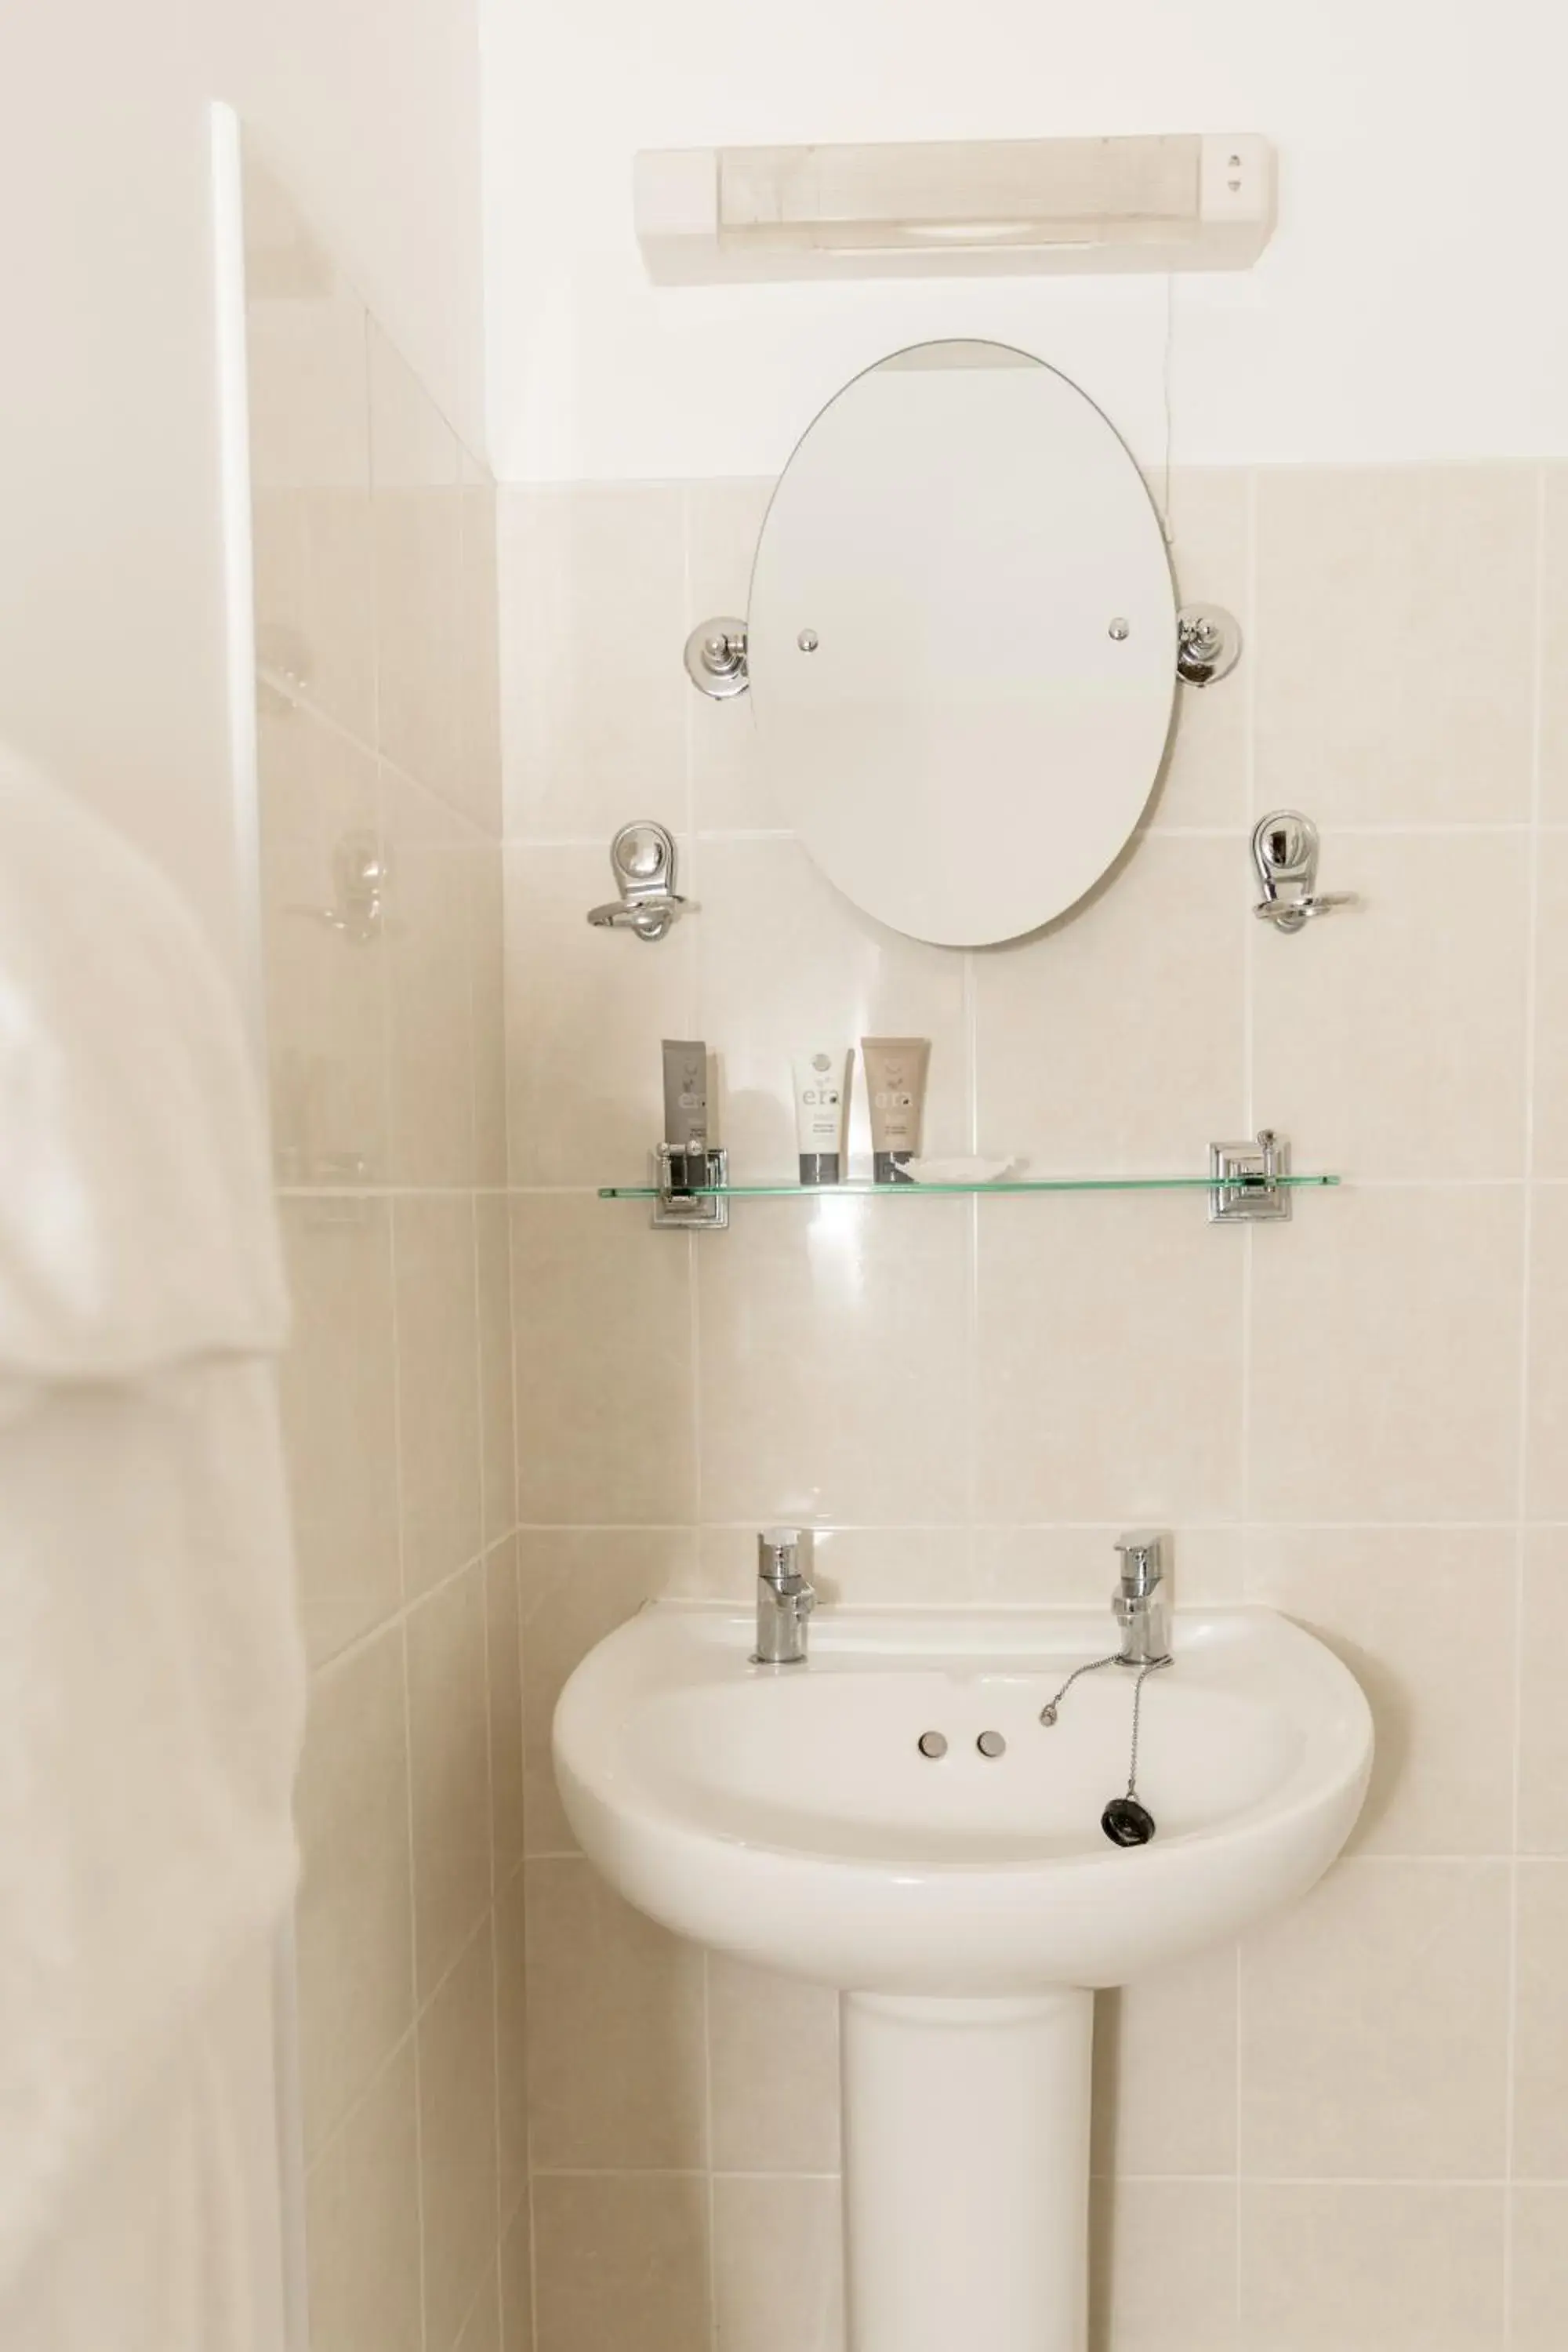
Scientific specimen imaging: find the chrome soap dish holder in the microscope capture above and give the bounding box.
[586,819,692,942]
[1251,811,1358,934]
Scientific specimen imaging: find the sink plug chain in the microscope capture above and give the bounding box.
[1039,1654,1173,1848]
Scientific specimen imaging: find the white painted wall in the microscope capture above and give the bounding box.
[0,0,485,953]
[482,0,1568,482]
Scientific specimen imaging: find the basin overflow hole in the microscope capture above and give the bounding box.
[916,1731,948,1759]
[976,1730,1007,1759]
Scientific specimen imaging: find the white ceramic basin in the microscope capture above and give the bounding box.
[555,1601,1372,2352]
[554,1601,1374,1995]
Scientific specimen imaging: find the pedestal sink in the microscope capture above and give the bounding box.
[554,1602,1373,2352]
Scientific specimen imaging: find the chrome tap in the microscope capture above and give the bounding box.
[753,1529,815,1666]
[1112,1531,1171,1667]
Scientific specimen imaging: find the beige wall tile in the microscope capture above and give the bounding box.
[499,484,688,840]
[1252,833,1530,1178]
[499,2198,535,2352]
[713,2176,844,2352]
[1526,1188,1568,1517]
[532,2175,709,2352]
[973,1526,1247,1610]
[1254,465,1536,823]
[370,321,464,808]
[1510,2187,1568,2352]
[710,1956,841,2174]
[503,844,698,1189]
[692,836,971,1181]
[511,1198,696,1524]
[495,1861,530,2223]
[258,702,388,1186]
[685,478,776,831]
[702,1524,967,1609]
[975,836,1244,1174]
[1091,1943,1236,2178]
[1539,466,1568,822]
[456,2269,502,2352]
[459,466,504,837]
[1239,2185,1504,2352]
[477,1196,517,1547]
[419,1924,500,2352]
[487,1537,524,1871]
[1239,1857,1510,2179]
[525,1857,706,2170]
[295,1628,413,2159]
[1512,1860,1568,2179]
[1089,2179,1237,2352]
[253,470,377,742]
[1150,466,1250,830]
[245,230,375,742]
[306,2041,423,2352]
[407,1559,492,1998]
[1530,856,1568,1176]
[1519,1529,1568,1853]
[1246,1528,1517,1855]
[277,1197,401,1665]
[1249,1187,1523,1522]
[394,1194,482,1595]
[976,1193,1244,1523]
[380,764,478,1186]
[518,1529,695,1854]
[695,1196,971,1526]
[470,840,510,1186]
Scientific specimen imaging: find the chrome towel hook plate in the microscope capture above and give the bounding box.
[586,819,692,942]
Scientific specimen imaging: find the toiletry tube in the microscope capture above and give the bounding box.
[662,1039,709,1185]
[793,1051,851,1185]
[862,1037,930,1184]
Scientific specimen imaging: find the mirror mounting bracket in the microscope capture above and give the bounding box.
[1176,603,1242,688]
[685,617,750,699]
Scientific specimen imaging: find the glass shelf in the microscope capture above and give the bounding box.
[598,1174,1341,1200]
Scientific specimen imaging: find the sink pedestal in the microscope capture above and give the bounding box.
[840,1989,1094,2352]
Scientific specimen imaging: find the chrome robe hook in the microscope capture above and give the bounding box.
[1251,811,1357,933]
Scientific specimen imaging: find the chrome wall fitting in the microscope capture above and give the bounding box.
[651,1142,730,1230]
[684,617,750,699]
[1175,604,1242,687]
[586,819,691,942]
[1209,1128,1294,1223]
[290,830,390,944]
[1251,810,1357,933]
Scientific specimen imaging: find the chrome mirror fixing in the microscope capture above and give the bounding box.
[586,818,692,942]
[1175,603,1242,686]
[1251,810,1358,933]
[289,829,391,944]
[684,617,750,699]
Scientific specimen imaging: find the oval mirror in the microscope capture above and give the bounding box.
[747,339,1177,948]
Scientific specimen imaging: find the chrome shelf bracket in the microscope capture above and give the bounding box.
[652,1143,730,1230]
[1209,1129,1294,1223]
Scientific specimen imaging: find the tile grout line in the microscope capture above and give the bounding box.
[684,523,717,2344]
[479,1497,506,2344]
[495,509,542,2352]
[964,947,980,1577]
[383,1137,432,2352]
[1234,457,1261,2340]
[1501,456,1548,2348]
[307,1534,512,1683]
